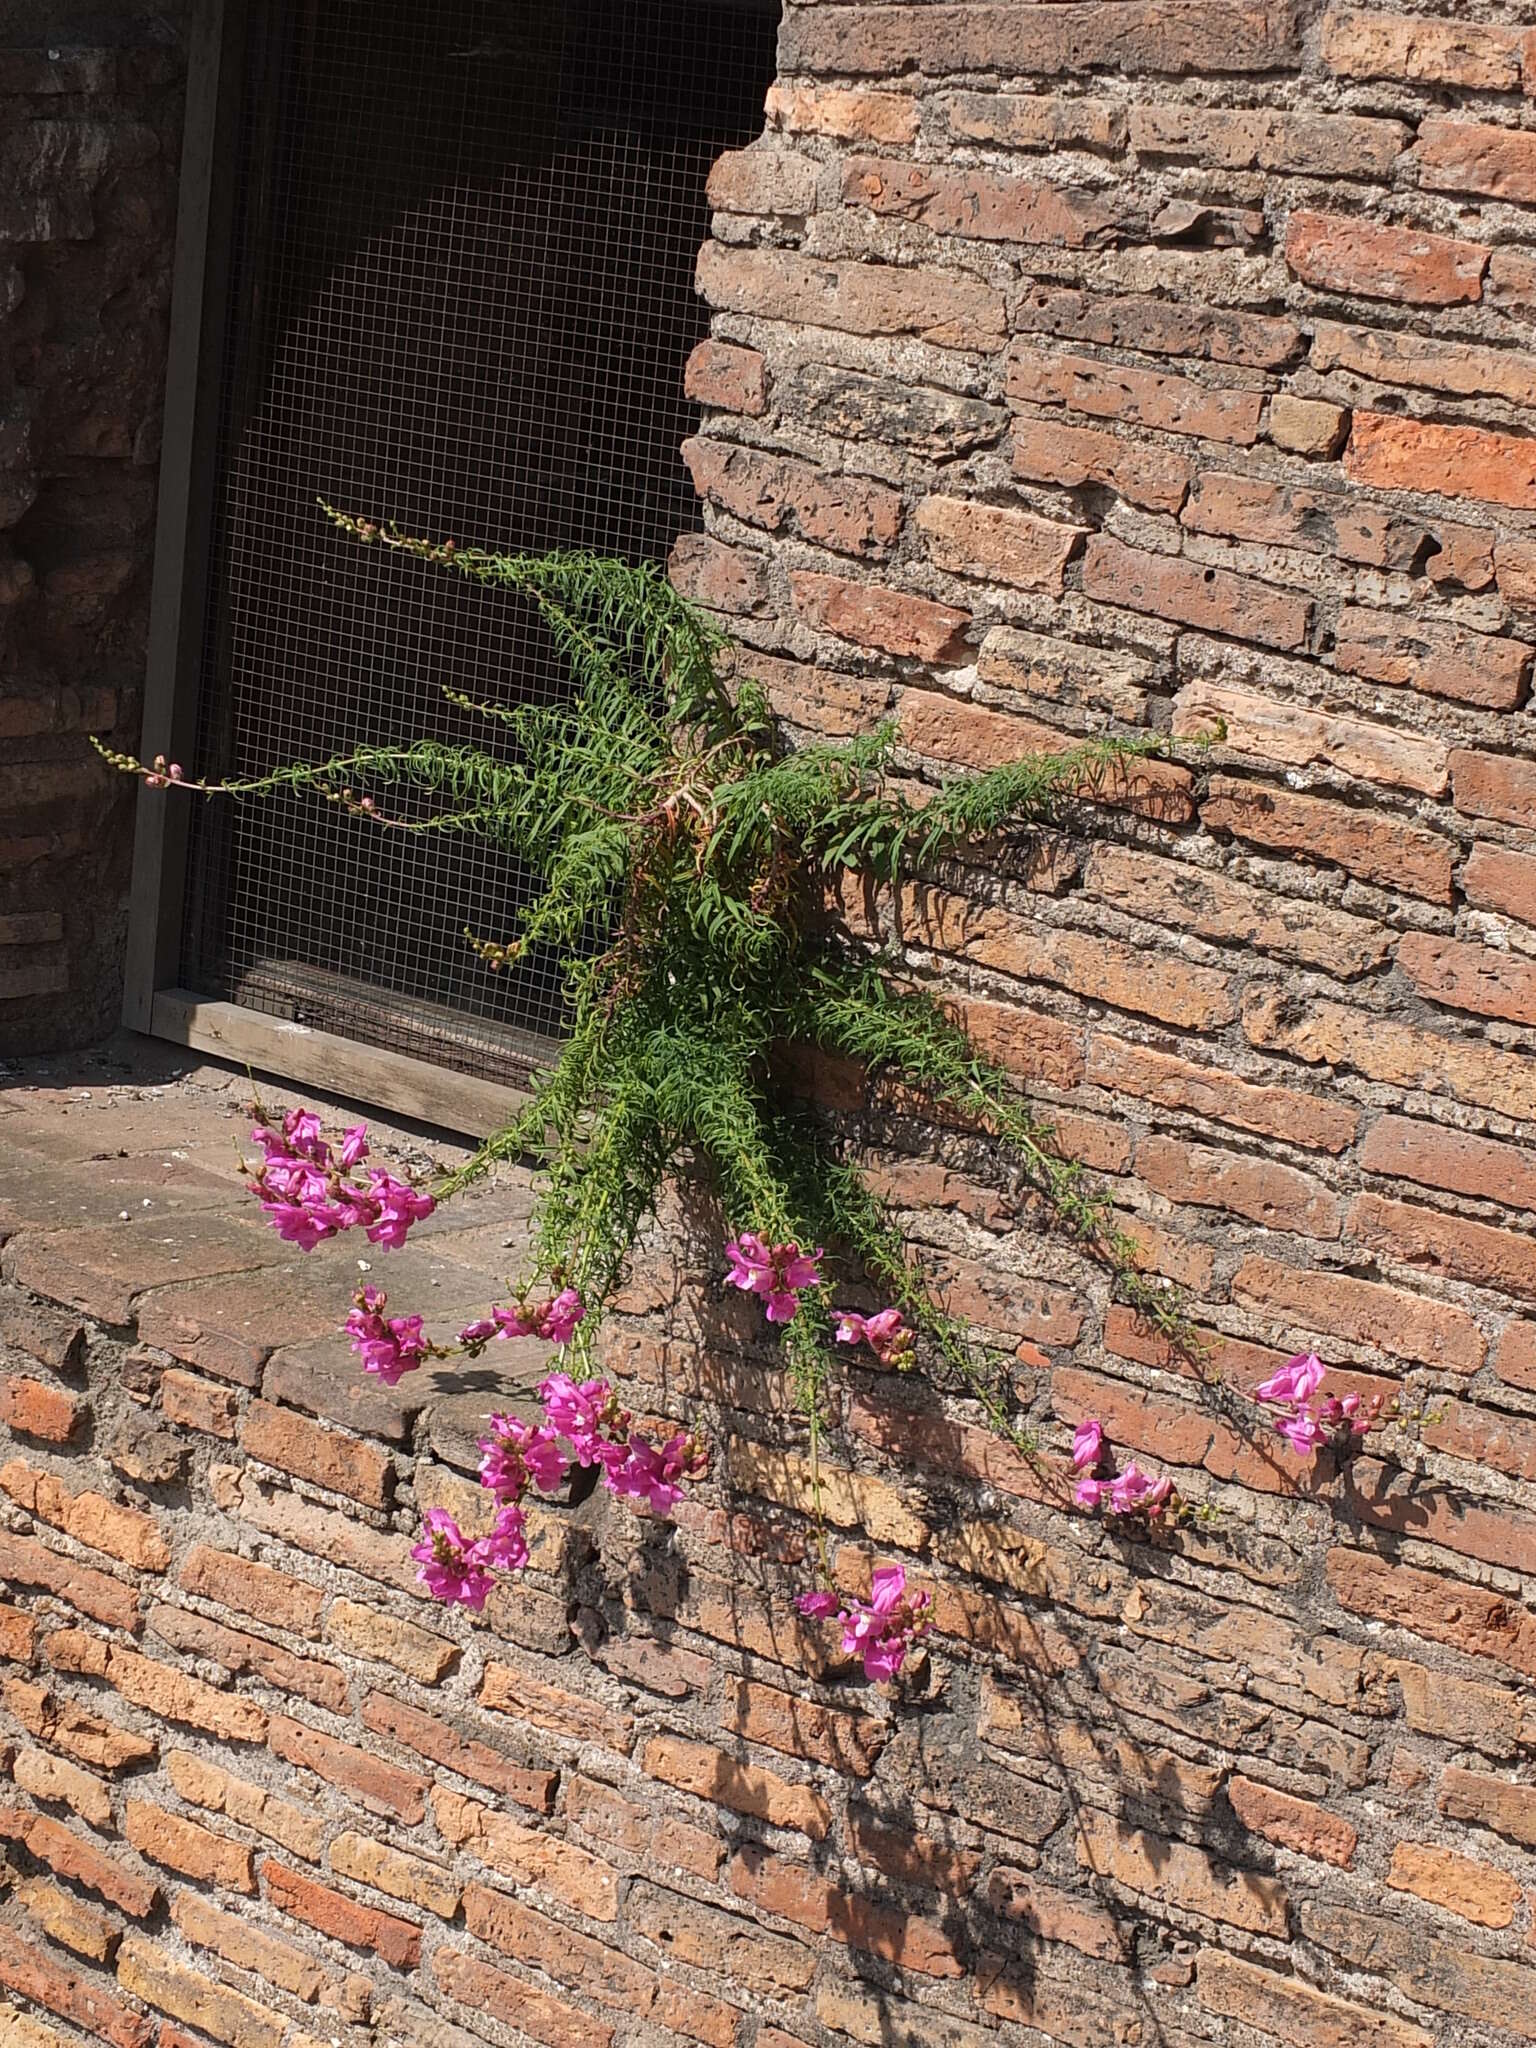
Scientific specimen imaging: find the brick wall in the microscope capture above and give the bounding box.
[6,6,1536,2048]
[0,7,187,1055]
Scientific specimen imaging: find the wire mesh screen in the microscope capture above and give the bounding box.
[182,0,780,1079]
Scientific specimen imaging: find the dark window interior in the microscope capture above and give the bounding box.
[182,0,780,1077]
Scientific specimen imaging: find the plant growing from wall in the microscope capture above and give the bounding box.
[101,507,1307,1668]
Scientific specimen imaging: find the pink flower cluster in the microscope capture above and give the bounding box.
[725,1234,823,1323]
[247,1106,435,1253]
[1255,1351,1381,1457]
[1070,1417,1176,1522]
[411,1372,706,1608]
[458,1287,585,1350]
[834,1308,912,1367]
[798,1564,930,1682]
[345,1286,430,1385]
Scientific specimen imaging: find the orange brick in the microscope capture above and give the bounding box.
[359,1691,558,1810]
[0,1929,153,2048]
[643,1734,830,1840]
[728,1844,963,1976]
[267,1713,427,1822]
[123,1798,255,1891]
[0,1460,169,1569]
[1389,1839,1521,1927]
[1286,210,1486,304]
[0,1375,86,1442]
[264,1857,421,1969]
[171,1891,372,2022]
[0,1803,159,1915]
[434,1784,620,1918]
[160,1368,239,1437]
[1227,1775,1357,1867]
[178,1543,325,1636]
[330,1829,460,1917]
[432,1946,616,2048]
[462,1882,657,2007]
[12,1742,113,1826]
[240,1399,393,1507]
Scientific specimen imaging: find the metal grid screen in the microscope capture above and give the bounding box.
[181,0,780,1078]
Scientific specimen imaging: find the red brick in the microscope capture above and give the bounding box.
[844,156,1134,249]
[171,1891,372,2021]
[1012,413,1190,514]
[1495,535,1536,607]
[1497,1322,1536,1392]
[123,1798,255,1890]
[1389,1839,1522,1928]
[0,1373,85,1441]
[1075,1809,1288,1934]
[1423,1400,1536,1485]
[1083,537,1310,650]
[264,1857,421,1968]
[1285,210,1487,304]
[1349,1190,1536,1300]
[1086,842,1388,978]
[682,439,901,560]
[1086,1034,1358,1152]
[0,1459,168,1570]
[434,1784,622,1916]
[148,1603,349,1714]
[3,1677,155,1771]
[1418,117,1536,205]
[360,1690,558,1809]
[1198,1946,1434,2048]
[479,1660,634,1753]
[1399,931,1536,1028]
[1321,9,1525,88]
[1138,1133,1341,1237]
[462,1882,657,2007]
[847,1807,980,1896]
[1362,1115,1536,1213]
[240,1399,393,1507]
[432,1947,616,2048]
[684,340,766,417]
[223,1467,415,1591]
[1226,1775,1357,1867]
[267,1713,427,1822]
[695,242,1005,350]
[790,570,971,662]
[1232,1253,1485,1373]
[46,1631,268,1742]
[1464,842,1536,926]
[0,1930,153,2048]
[643,1734,830,1838]
[720,1676,886,1775]
[160,1368,238,1437]
[728,1844,964,1976]
[943,90,1124,151]
[0,1600,36,1661]
[780,4,1300,81]
[0,1803,158,1915]
[565,1774,722,1881]
[1314,321,1536,412]
[1008,345,1263,445]
[953,992,1083,1088]
[1329,1549,1536,1678]
[914,494,1082,594]
[766,82,919,145]
[178,1542,325,1636]
[1202,774,1455,901]
[1334,608,1530,712]
[1348,413,1536,514]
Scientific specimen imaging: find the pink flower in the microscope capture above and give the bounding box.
[603,1430,705,1515]
[344,1286,428,1385]
[477,1503,529,1573]
[539,1373,619,1463]
[1276,1409,1329,1456]
[1074,1476,1108,1509]
[1254,1350,1327,1407]
[797,1590,841,1619]
[264,1200,336,1252]
[284,1109,329,1161]
[539,1287,585,1344]
[724,1235,823,1326]
[493,1304,539,1338]
[1071,1418,1104,1470]
[411,1509,495,1609]
[338,1123,370,1169]
[478,1414,569,1501]
[836,1565,930,1683]
[364,1172,436,1250]
[833,1307,912,1366]
[458,1317,498,1347]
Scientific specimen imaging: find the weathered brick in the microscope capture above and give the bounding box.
[148,1603,349,1714]
[117,1934,287,2048]
[4,1678,155,1771]
[46,1631,268,1743]
[1138,1134,1341,1238]
[171,1891,371,2022]
[643,1734,831,1838]
[790,570,971,662]
[1302,1899,1536,2039]
[0,1930,153,2048]
[123,1797,255,1890]
[1464,842,1536,926]
[1202,774,1454,901]
[264,1857,421,1968]
[432,1947,617,2048]
[17,1873,121,1962]
[1197,1946,1433,2048]
[330,1828,459,1917]
[1329,1549,1536,1677]
[1086,1034,1358,1152]
[480,1659,634,1753]
[0,1458,169,1569]
[683,439,901,560]
[1335,608,1530,711]
[683,339,766,417]
[13,1740,113,1826]
[941,90,1123,151]
[1437,1764,1536,1848]
[267,1712,426,1822]
[1084,537,1310,651]
[1361,1115,1536,1213]
[0,1296,85,1370]
[1498,1322,1536,1392]
[360,1690,557,1809]
[565,1774,723,1881]
[915,494,1082,594]
[160,1367,238,1437]
[696,242,1005,350]
[1400,930,1536,1029]
[165,1748,325,1861]
[1286,210,1487,304]
[1009,345,1264,445]
[1014,281,1300,371]
[178,1543,324,1636]
[0,1599,36,1660]
[1226,1774,1356,1867]
[1233,1253,1485,1372]
[1175,680,1448,795]
[463,1881,655,2006]
[1076,1809,1288,1934]
[324,1598,455,1682]
[0,1803,158,1914]
[0,1373,86,1441]
[706,147,817,218]
[1348,413,1536,514]
[1388,1839,1521,1927]
[1012,413,1190,514]
[766,82,918,145]
[435,1783,622,1916]
[1244,983,1536,1125]
[894,694,1192,820]
[844,156,1135,249]
[1321,9,1525,88]
[1349,1190,1536,1300]
[240,1399,392,1507]
[1132,101,1405,175]
[1419,117,1536,205]
[729,1843,963,1975]
[1314,320,1536,412]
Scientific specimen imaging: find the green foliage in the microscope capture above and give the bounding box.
[101,504,1202,1460]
